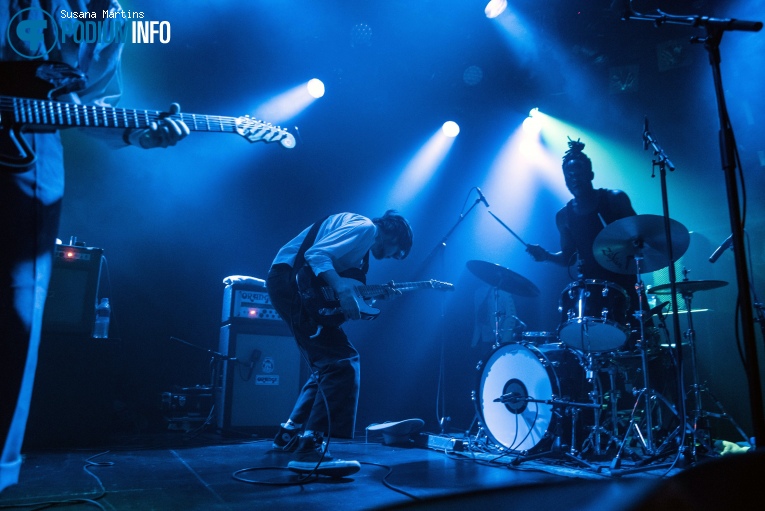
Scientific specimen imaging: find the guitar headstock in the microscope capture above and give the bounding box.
[428,280,454,291]
[235,116,296,149]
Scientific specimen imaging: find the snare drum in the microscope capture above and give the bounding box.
[474,343,586,453]
[558,279,631,352]
[518,331,558,346]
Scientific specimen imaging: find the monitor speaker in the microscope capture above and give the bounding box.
[216,323,302,433]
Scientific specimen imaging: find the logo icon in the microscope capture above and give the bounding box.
[7,7,59,59]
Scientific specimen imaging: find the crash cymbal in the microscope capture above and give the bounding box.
[592,214,690,275]
[466,260,540,297]
[649,280,728,295]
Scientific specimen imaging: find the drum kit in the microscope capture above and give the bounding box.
[468,214,743,468]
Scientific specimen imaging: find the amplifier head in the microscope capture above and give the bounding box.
[221,276,283,324]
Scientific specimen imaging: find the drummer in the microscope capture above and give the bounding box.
[525,137,641,315]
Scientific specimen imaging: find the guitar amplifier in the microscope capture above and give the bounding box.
[221,276,284,325]
[217,277,300,433]
[42,244,103,335]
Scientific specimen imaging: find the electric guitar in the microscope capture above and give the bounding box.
[296,265,454,328]
[0,61,295,172]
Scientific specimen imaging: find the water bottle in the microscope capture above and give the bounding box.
[93,297,111,339]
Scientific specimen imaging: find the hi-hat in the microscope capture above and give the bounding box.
[649,280,728,295]
[466,260,540,297]
[592,214,690,275]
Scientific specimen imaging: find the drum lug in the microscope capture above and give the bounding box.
[602,286,609,297]
[601,307,609,319]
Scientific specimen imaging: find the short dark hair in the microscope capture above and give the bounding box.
[562,137,592,173]
[373,210,413,259]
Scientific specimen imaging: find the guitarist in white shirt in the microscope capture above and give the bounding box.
[1,1,188,492]
[266,210,413,477]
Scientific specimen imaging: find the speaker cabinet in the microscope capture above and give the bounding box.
[216,323,302,432]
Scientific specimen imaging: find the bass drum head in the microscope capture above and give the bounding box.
[476,343,579,453]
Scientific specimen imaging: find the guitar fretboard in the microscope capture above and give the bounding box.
[319,280,452,301]
[356,282,441,298]
[1,96,239,133]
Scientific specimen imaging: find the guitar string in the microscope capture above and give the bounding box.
[1,97,284,132]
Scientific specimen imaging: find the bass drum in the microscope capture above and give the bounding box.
[475,343,586,453]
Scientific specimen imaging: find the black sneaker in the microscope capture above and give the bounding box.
[287,433,360,478]
[273,423,300,452]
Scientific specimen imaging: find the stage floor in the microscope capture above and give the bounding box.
[2,429,761,511]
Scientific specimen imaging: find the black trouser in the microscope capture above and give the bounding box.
[266,264,360,438]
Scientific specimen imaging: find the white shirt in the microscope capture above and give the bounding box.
[271,213,377,276]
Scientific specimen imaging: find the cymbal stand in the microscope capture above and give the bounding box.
[628,253,660,454]
[610,253,680,471]
[581,354,620,456]
[624,0,764,451]
[492,285,505,349]
[682,287,750,453]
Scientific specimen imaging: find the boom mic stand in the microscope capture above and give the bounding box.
[415,189,484,434]
[624,2,764,449]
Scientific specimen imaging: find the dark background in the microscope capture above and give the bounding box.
[26,0,765,447]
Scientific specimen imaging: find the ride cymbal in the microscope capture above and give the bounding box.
[592,214,690,274]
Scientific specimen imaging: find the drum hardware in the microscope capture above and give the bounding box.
[466,260,539,349]
[493,391,602,468]
[579,354,625,457]
[609,386,680,473]
[591,215,691,466]
[557,279,631,352]
[466,260,540,298]
[474,343,588,461]
[651,277,749,453]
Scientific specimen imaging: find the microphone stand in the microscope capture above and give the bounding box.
[624,5,765,448]
[415,194,484,434]
[170,336,252,388]
[642,126,688,457]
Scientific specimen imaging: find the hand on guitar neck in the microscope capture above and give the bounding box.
[296,266,454,328]
[123,102,190,149]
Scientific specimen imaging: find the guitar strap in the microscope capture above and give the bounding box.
[291,215,329,283]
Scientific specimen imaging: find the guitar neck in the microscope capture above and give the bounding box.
[1,96,239,133]
[355,282,439,299]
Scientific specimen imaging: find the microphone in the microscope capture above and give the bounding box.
[643,116,649,151]
[510,315,527,332]
[247,349,262,369]
[709,234,733,263]
[494,392,525,403]
[476,187,490,208]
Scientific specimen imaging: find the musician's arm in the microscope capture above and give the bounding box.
[526,208,569,266]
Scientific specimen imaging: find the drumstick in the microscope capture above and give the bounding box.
[488,211,528,247]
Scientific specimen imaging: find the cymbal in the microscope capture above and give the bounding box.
[466,260,540,297]
[649,280,729,295]
[592,214,690,275]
